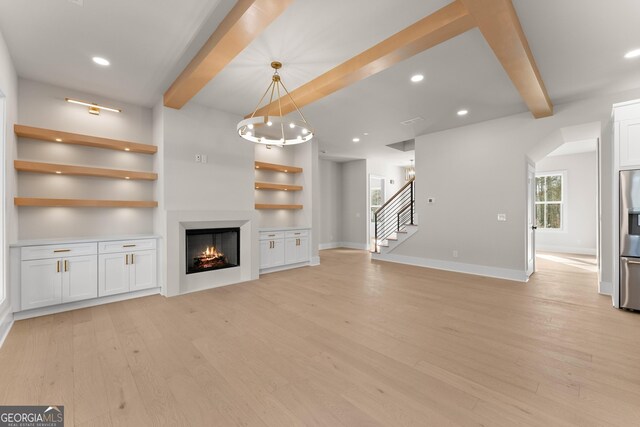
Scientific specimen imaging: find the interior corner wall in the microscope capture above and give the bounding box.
[392,88,640,284]
[319,159,343,247]
[0,26,18,333]
[535,151,597,255]
[16,79,155,239]
[341,159,368,247]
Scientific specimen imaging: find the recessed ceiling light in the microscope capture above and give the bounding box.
[624,49,640,59]
[363,133,369,136]
[92,56,110,66]
[353,138,360,142]
[410,74,424,83]
[457,109,469,116]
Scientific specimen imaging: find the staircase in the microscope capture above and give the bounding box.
[372,178,417,254]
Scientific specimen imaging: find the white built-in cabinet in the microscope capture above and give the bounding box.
[618,116,640,167]
[21,242,98,310]
[19,237,157,312]
[259,228,310,272]
[98,239,157,297]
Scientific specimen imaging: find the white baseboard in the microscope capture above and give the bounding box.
[372,253,528,282]
[319,242,369,251]
[260,261,311,275]
[599,281,613,296]
[0,303,14,349]
[536,245,597,256]
[14,287,162,321]
[310,256,320,266]
[319,242,341,250]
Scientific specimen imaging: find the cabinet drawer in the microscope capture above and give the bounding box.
[21,242,97,261]
[259,231,285,241]
[285,230,309,238]
[99,239,157,254]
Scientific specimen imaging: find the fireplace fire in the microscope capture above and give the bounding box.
[186,228,240,274]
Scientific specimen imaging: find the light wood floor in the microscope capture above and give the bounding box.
[1,249,639,426]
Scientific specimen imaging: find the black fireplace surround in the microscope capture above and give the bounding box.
[185,228,240,274]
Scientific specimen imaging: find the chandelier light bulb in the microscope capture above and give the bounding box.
[266,121,272,126]
[302,128,308,135]
[289,123,295,128]
[247,124,254,129]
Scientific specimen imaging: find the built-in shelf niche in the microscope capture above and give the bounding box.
[254,161,304,211]
[14,124,158,208]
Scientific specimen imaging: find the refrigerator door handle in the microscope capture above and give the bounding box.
[624,258,640,265]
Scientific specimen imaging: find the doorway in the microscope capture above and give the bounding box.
[529,138,600,286]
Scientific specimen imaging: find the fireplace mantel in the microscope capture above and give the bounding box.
[163,210,259,296]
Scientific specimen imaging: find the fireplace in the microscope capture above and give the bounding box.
[185,228,240,274]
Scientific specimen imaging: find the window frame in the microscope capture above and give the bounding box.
[535,171,566,232]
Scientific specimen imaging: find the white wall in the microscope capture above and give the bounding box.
[536,151,597,255]
[318,159,343,248]
[16,79,155,239]
[162,103,254,211]
[341,159,368,248]
[0,26,18,343]
[391,88,640,287]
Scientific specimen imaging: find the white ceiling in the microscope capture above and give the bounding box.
[0,0,224,106]
[0,0,639,165]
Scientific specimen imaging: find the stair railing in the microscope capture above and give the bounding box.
[374,178,415,253]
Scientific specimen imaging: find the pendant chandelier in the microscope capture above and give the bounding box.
[237,61,314,146]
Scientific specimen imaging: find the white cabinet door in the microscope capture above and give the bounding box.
[62,255,98,303]
[619,118,640,167]
[271,239,285,267]
[129,250,156,291]
[259,240,272,269]
[284,238,298,264]
[21,258,62,310]
[99,253,129,297]
[296,237,310,263]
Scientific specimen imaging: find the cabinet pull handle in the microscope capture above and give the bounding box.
[295,233,301,235]
[268,234,276,237]
[123,244,137,248]
[126,254,129,265]
[56,260,60,273]
[64,260,69,272]
[54,249,71,253]
[131,253,135,264]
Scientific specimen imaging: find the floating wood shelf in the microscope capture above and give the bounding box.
[15,124,157,154]
[255,182,302,191]
[15,160,158,181]
[15,198,158,208]
[255,161,303,173]
[255,204,303,210]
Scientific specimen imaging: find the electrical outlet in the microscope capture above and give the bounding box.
[195,154,201,163]
[202,154,208,163]
[497,213,507,222]
[427,197,435,204]
[453,250,459,258]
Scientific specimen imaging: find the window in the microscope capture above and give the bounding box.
[535,173,563,229]
[369,177,384,223]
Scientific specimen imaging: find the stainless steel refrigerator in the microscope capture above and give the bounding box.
[620,169,640,310]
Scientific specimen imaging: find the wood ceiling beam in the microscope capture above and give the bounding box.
[164,0,294,109]
[248,0,476,118]
[459,0,553,118]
